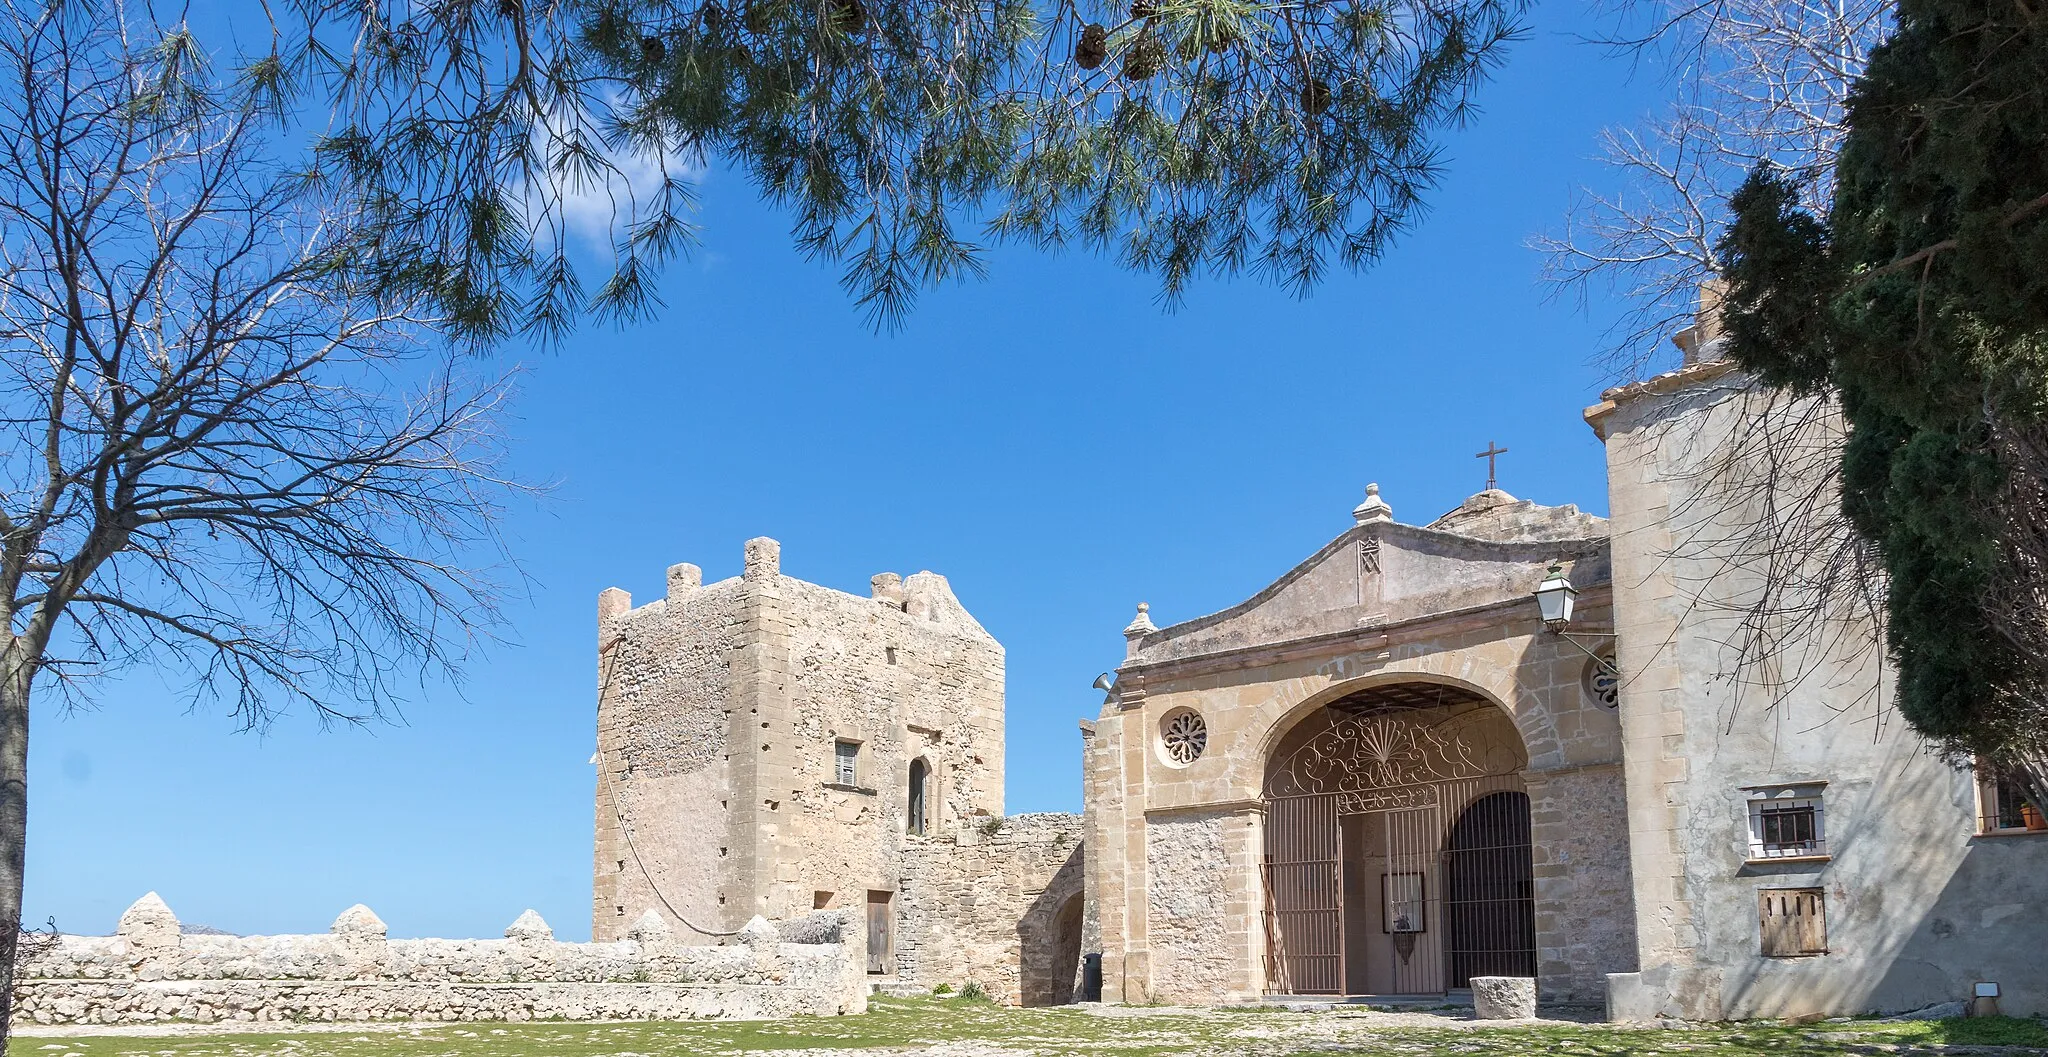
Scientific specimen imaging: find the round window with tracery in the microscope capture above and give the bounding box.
[1584,653,1620,711]
[1159,709,1208,766]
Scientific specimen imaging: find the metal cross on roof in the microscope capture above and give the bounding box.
[1476,441,1508,491]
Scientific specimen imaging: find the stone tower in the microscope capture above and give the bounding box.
[592,537,1005,948]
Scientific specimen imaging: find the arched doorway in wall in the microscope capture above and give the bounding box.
[1261,682,1534,996]
[1444,790,1536,988]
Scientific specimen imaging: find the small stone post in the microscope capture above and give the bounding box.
[330,904,389,979]
[1123,603,1158,661]
[505,909,557,978]
[667,563,702,601]
[627,909,678,979]
[116,892,180,981]
[743,537,781,580]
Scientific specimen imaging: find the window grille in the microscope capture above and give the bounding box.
[834,740,859,787]
[1758,887,1827,956]
[1976,767,2044,833]
[1747,795,1826,859]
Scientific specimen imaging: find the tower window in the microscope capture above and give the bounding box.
[834,740,860,787]
[908,758,930,836]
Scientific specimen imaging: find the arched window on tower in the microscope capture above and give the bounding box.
[907,758,930,837]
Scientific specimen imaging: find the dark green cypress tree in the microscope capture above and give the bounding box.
[1719,0,2048,794]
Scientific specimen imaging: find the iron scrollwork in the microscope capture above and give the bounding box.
[1264,700,1522,801]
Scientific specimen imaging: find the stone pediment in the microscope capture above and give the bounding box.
[1127,491,1609,667]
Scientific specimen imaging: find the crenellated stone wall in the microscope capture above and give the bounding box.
[13,894,867,1025]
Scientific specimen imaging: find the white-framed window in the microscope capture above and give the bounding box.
[1746,788,1827,860]
[833,739,860,787]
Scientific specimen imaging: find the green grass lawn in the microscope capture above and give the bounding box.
[11,997,2048,1057]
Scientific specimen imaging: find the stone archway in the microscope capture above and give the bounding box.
[1260,681,1532,996]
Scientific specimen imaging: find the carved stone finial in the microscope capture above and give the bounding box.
[1353,483,1393,525]
[117,892,179,942]
[331,904,387,938]
[505,909,553,942]
[1123,602,1158,638]
[738,915,778,947]
[626,909,673,943]
[118,892,181,979]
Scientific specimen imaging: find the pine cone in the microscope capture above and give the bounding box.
[1300,78,1332,116]
[1075,23,1108,69]
[640,34,667,64]
[830,0,867,36]
[1122,32,1166,80]
[1131,0,1158,17]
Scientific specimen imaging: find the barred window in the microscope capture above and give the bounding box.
[1976,766,2045,834]
[1747,793,1826,860]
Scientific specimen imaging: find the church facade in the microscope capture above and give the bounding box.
[594,339,2048,1019]
[1084,486,1634,1007]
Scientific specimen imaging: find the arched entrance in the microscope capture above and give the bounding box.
[1445,790,1536,987]
[1260,682,1535,996]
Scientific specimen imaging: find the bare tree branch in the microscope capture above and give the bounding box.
[1534,0,1890,380]
[0,3,530,1040]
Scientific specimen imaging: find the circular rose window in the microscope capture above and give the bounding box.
[1584,653,1620,711]
[1159,708,1208,766]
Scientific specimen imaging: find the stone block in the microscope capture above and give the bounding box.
[1471,975,1537,1020]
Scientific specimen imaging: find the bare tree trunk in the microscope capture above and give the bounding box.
[0,646,30,1046]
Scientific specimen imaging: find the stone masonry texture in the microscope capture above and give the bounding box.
[15,896,867,1025]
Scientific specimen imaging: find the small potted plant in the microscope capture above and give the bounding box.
[2024,799,2047,832]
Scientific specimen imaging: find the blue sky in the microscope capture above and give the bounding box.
[29,2,1679,942]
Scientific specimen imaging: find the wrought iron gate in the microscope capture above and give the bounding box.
[1261,688,1536,996]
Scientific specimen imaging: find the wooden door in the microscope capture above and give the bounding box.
[866,890,892,974]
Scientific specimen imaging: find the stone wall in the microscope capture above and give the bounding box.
[16,895,867,1026]
[594,567,748,940]
[1526,763,1638,1003]
[896,813,1087,1006]
[773,572,1005,927]
[1141,810,1239,1003]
